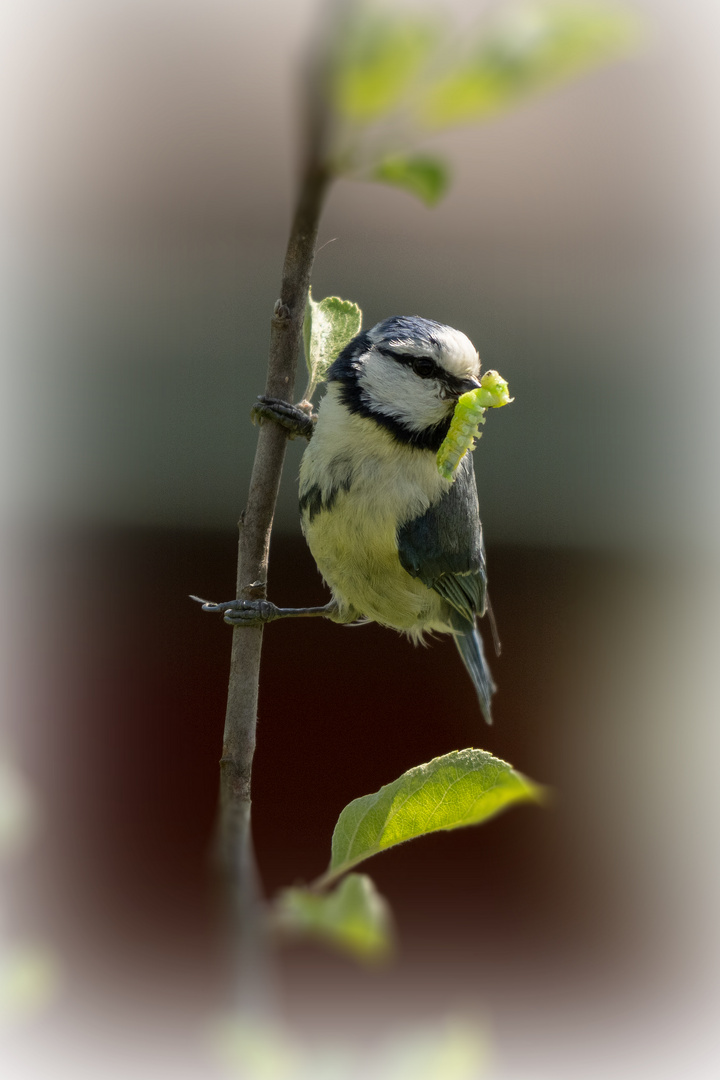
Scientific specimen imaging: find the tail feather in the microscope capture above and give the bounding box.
[455,625,496,725]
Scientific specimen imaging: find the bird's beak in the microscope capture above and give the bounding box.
[454,375,482,397]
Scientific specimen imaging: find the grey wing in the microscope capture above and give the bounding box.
[396,453,486,626]
[397,454,496,723]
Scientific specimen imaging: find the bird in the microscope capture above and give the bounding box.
[199,316,499,723]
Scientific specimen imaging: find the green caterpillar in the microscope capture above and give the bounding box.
[436,370,512,482]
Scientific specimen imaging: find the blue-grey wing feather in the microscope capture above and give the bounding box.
[396,454,487,624]
[396,454,495,723]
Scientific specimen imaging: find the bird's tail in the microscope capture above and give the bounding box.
[454,624,496,725]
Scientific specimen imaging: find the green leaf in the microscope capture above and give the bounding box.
[331,12,438,123]
[420,1,641,129]
[372,154,451,207]
[303,289,362,400]
[322,748,544,884]
[275,873,392,963]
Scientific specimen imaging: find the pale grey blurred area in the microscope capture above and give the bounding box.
[3,0,719,551]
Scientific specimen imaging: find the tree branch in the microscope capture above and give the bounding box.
[215,157,331,992]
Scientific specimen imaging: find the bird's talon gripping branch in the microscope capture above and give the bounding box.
[191,594,340,626]
[223,600,278,626]
[190,595,279,625]
[250,395,317,440]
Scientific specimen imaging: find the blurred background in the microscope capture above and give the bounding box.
[1,0,720,1076]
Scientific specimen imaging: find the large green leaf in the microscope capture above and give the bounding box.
[420,1,640,129]
[320,749,544,886]
[331,11,438,124]
[275,873,392,963]
[372,154,451,207]
[302,289,362,401]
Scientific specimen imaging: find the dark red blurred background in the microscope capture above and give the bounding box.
[7,526,680,1076]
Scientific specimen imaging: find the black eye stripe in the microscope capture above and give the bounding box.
[375,345,438,379]
[370,343,476,398]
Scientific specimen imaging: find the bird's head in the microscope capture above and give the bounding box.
[326,316,482,450]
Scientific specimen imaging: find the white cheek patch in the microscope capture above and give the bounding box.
[358,353,450,432]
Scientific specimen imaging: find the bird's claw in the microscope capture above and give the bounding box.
[190,595,277,626]
[251,396,316,440]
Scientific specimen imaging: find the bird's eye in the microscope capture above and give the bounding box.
[412,357,435,378]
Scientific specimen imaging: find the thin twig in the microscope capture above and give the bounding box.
[215,155,331,995]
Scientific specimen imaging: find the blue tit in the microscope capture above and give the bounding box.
[198,316,499,724]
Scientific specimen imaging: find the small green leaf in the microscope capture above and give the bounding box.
[322,748,544,884]
[275,873,392,963]
[372,154,451,207]
[420,1,641,129]
[331,12,438,123]
[303,289,362,400]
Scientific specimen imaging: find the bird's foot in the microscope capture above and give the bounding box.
[251,396,316,440]
[190,595,279,626]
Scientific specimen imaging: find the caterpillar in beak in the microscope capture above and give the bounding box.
[437,371,513,482]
